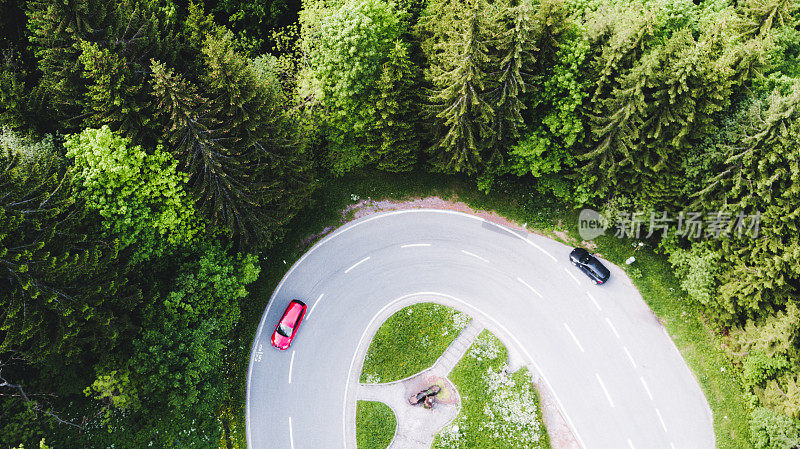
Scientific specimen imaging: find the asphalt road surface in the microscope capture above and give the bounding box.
[246,210,714,449]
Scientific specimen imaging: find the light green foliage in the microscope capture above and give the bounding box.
[301,0,403,107]
[299,0,406,172]
[13,439,52,449]
[667,242,721,307]
[740,0,799,38]
[64,126,198,261]
[743,352,791,387]
[0,127,54,165]
[731,302,800,360]
[750,407,800,449]
[84,370,138,424]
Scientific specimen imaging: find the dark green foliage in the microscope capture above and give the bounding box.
[26,0,178,138]
[86,245,259,447]
[0,130,126,365]
[199,28,313,248]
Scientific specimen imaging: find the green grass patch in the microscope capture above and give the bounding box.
[433,330,550,449]
[360,302,471,383]
[356,401,397,449]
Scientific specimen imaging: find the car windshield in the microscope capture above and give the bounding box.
[580,255,590,264]
[277,323,293,337]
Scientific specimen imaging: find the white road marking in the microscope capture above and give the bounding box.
[564,268,581,285]
[628,439,636,449]
[307,293,324,319]
[517,277,543,298]
[289,417,295,449]
[525,238,558,262]
[563,323,585,352]
[596,373,615,408]
[605,317,620,338]
[461,249,489,263]
[288,350,296,384]
[670,442,677,449]
[401,243,431,248]
[640,376,654,400]
[587,291,602,311]
[656,408,668,432]
[344,256,371,273]
[624,346,637,369]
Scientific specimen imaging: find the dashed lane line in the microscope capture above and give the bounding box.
[307,293,324,319]
[344,256,371,274]
[624,346,637,369]
[596,373,615,408]
[461,249,489,263]
[564,268,581,285]
[656,408,668,432]
[517,277,543,298]
[564,323,585,353]
[587,291,602,311]
[606,317,620,338]
[289,417,295,449]
[641,376,654,401]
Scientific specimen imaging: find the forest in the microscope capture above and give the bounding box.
[0,0,799,447]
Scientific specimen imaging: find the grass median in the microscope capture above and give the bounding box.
[356,401,397,449]
[433,330,550,449]
[360,302,471,383]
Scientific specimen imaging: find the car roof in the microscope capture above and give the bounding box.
[283,301,306,323]
[586,258,610,277]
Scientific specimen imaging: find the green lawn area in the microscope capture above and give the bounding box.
[433,330,550,449]
[356,401,397,449]
[227,170,751,449]
[360,302,471,383]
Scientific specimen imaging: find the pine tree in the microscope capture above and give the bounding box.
[371,40,420,172]
[27,0,178,139]
[195,29,312,248]
[425,0,496,175]
[489,0,535,151]
[150,59,252,241]
[25,0,113,124]
[740,0,799,38]
[0,131,128,365]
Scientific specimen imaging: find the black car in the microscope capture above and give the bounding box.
[569,247,611,284]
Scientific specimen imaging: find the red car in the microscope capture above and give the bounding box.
[271,299,307,350]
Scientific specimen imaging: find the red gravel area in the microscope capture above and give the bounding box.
[344,196,529,231]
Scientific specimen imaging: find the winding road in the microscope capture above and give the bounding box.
[246,210,714,449]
